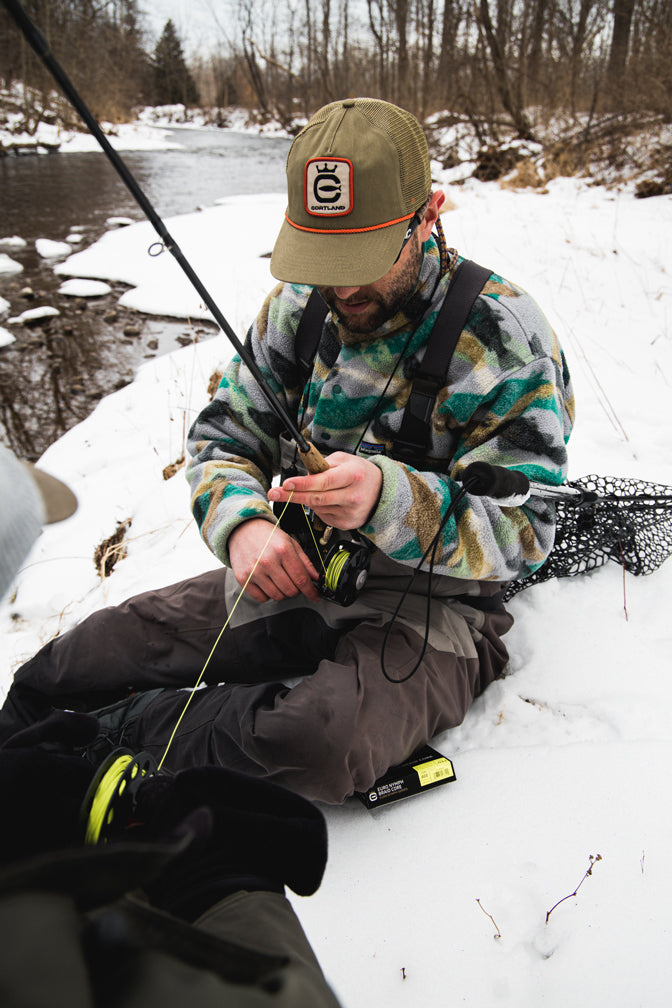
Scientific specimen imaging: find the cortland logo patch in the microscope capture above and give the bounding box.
[305,158,353,217]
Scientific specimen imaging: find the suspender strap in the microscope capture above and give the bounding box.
[295,287,329,379]
[293,260,491,469]
[391,259,491,468]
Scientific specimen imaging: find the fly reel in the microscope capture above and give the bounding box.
[274,498,372,607]
[80,747,157,845]
[318,537,371,606]
[275,434,373,606]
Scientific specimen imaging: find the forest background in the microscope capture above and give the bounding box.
[1,0,671,194]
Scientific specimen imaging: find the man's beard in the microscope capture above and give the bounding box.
[319,238,422,335]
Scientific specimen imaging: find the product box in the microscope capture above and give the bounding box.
[356,744,456,810]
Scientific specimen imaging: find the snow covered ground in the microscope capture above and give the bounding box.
[1,158,672,1007]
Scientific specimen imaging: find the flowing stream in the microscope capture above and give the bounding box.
[0,126,291,460]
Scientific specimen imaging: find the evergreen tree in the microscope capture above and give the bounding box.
[152,20,200,106]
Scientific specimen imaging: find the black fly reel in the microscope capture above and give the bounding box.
[318,533,371,606]
[274,497,371,607]
[275,434,372,606]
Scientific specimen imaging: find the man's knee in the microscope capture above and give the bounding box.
[246,698,372,805]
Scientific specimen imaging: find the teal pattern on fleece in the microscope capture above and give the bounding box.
[187,238,575,583]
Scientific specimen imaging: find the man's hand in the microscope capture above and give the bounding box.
[267,452,383,531]
[228,518,321,603]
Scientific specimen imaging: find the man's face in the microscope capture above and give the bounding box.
[318,229,424,335]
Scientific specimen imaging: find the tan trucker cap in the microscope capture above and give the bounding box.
[271,98,431,287]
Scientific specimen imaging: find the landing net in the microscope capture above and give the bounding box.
[504,474,672,600]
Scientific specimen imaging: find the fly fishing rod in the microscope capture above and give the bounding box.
[2,0,328,476]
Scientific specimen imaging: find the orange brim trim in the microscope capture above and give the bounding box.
[284,211,414,235]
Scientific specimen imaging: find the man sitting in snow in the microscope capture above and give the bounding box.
[0,98,575,805]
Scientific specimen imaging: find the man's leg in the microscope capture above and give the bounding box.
[195,890,342,1007]
[0,569,226,742]
[0,568,344,743]
[122,607,512,804]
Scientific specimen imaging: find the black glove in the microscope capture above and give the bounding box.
[0,747,94,861]
[133,766,328,920]
[1,709,100,752]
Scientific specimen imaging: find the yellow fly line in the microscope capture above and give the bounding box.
[156,496,307,771]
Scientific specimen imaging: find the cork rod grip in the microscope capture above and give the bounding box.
[298,442,331,475]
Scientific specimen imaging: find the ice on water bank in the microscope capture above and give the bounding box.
[58,279,112,298]
[8,306,60,325]
[0,253,23,275]
[36,239,72,259]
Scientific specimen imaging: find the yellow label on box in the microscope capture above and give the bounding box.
[414,757,455,788]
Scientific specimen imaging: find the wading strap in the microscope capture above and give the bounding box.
[392,260,491,468]
[293,260,492,467]
[295,288,330,379]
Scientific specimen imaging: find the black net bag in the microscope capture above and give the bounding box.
[504,475,672,601]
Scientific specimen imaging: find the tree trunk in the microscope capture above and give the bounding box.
[606,0,636,99]
[477,0,536,139]
[391,0,410,105]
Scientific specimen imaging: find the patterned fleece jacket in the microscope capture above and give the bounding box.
[187,238,575,592]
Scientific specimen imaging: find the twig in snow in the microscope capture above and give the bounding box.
[617,539,629,620]
[545,854,602,924]
[476,898,502,939]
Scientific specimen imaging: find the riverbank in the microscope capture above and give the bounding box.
[3,86,671,196]
[0,87,293,157]
[0,122,290,459]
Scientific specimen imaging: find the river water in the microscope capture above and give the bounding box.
[0,126,291,460]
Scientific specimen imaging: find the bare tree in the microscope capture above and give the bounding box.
[238,0,271,116]
[390,0,410,105]
[476,0,536,138]
[606,0,636,103]
[367,0,392,96]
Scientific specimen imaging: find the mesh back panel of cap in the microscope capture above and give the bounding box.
[355,99,430,212]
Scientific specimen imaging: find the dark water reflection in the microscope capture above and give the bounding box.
[0,126,291,460]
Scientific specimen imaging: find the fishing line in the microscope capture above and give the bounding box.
[301,508,329,575]
[323,547,350,593]
[380,484,469,684]
[79,501,297,841]
[156,497,296,772]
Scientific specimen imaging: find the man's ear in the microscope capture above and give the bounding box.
[420,190,446,241]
